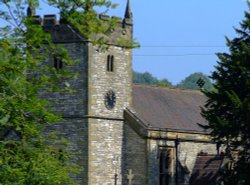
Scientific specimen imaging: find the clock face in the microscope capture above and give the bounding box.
[104,90,116,110]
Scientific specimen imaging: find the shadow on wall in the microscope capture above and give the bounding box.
[189,154,224,185]
[178,160,190,185]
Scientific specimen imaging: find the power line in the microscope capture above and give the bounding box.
[133,53,216,57]
[139,45,226,48]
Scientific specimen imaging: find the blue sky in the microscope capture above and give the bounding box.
[109,0,249,84]
[13,0,250,84]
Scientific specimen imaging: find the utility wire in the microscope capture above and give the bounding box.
[133,44,226,57]
[139,45,226,48]
[133,53,216,57]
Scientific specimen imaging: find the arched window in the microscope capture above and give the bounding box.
[107,55,114,72]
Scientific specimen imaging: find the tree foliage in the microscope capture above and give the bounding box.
[132,70,214,90]
[50,0,118,45]
[133,70,173,87]
[176,72,213,90]
[47,0,139,48]
[201,5,250,185]
[0,38,79,185]
[0,0,123,184]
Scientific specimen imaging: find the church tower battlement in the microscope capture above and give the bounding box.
[33,1,134,184]
[31,11,133,45]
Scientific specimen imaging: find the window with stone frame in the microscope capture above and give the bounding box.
[159,147,176,185]
[107,55,114,72]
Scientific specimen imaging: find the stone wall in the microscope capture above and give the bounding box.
[87,44,132,185]
[124,123,147,185]
[88,119,124,185]
[147,139,160,185]
[38,40,89,184]
[40,42,88,117]
[146,135,217,185]
[178,141,217,185]
[88,44,132,118]
[45,118,88,185]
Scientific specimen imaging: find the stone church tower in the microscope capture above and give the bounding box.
[35,0,133,184]
[86,1,133,184]
[33,1,224,184]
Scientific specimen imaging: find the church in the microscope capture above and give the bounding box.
[34,0,225,184]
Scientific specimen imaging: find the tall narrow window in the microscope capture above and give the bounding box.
[54,56,63,70]
[159,147,175,185]
[107,55,110,71]
[110,55,114,71]
[107,55,114,72]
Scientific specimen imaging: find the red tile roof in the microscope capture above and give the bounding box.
[131,84,208,132]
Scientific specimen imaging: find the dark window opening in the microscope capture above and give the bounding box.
[107,55,114,72]
[54,56,63,70]
[159,147,175,185]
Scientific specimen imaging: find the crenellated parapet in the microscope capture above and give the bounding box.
[30,13,133,45]
[32,13,133,26]
[98,14,133,26]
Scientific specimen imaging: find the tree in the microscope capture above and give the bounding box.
[0,0,120,184]
[0,30,79,185]
[176,72,213,90]
[133,70,172,87]
[201,5,250,185]
[133,71,158,84]
[157,78,173,87]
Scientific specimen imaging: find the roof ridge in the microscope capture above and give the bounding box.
[133,83,203,94]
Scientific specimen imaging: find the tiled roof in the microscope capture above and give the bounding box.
[131,84,207,132]
[189,154,224,185]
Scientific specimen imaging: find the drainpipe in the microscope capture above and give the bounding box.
[175,136,180,185]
